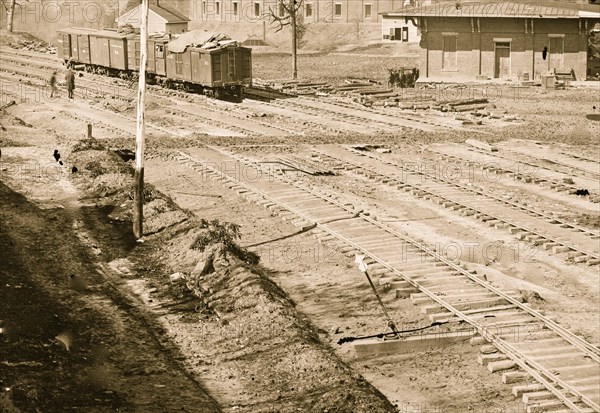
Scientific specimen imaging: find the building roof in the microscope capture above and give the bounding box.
[149,3,189,23]
[383,1,600,19]
[117,3,189,24]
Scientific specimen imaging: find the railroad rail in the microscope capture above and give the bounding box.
[174,146,600,413]
[429,147,600,203]
[312,146,599,265]
[464,146,599,190]
[500,146,600,181]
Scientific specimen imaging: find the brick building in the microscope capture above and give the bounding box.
[382,2,600,81]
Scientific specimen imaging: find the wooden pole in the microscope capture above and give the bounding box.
[87,123,92,139]
[291,1,297,80]
[133,0,149,240]
[7,0,16,32]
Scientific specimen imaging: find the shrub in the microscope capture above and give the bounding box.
[191,219,260,265]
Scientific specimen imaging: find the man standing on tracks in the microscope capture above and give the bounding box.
[49,71,57,98]
[65,66,75,100]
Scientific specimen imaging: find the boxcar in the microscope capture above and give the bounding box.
[127,35,169,77]
[165,44,252,98]
[88,30,129,74]
[56,27,252,101]
[57,27,94,64]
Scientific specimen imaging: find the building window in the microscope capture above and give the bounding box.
[278,1,285,17]
[254,2,261,17]
[202,1,206,14]
[232,1,238,16]
[442,35,457,70]
[389,27,402,41]
[215,1,220,15]
[402,27,408,41]
[334,3,342,17]
[306,3,313,17]
[364,4,372,19]
[156,44,164,58]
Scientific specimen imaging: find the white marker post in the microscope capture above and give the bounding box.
[133,0,149,240]
[355,254,399,338]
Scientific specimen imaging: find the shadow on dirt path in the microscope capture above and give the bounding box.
[0,181,221,413]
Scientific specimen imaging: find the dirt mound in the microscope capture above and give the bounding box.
[0,30,54,53]
[176,243,398,413]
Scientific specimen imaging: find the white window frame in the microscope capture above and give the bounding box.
[305,2,313,18]
[334,2,342,17]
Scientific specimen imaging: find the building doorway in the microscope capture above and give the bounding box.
[494,42,511,78]
[548,36,564,72]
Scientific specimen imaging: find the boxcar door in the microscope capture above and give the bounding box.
[58,33,71,60]
[191,51,202,83]
[155,43,166,76]
[77,35,90,64]
[71,35,79,61]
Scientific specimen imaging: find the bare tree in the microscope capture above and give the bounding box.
[268,0,307,80]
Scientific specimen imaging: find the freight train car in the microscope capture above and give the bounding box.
[56,28,252,101]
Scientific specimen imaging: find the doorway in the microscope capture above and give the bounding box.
[548,36,564,72]
[494,42,511,78]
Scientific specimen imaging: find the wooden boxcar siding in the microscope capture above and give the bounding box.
[421,17,590,80]
[77,34,91,64]
[241,48,252,81]
[165,50,192,81]
[89,36,110,68]
[109,39,128,71]
[57,34,71,60]
[191,50,211,84]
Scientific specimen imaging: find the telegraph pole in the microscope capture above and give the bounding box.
[133,0,149,239]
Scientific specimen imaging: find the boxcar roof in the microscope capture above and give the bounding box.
[57,27,97,35]
[89,29,128,39]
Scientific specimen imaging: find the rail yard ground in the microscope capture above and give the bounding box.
[1,31,599,413]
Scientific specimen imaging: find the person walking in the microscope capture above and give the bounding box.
[65,67,75,99]
[49,71,57,98]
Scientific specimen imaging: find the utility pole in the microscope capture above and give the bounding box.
[133,0,149,239]
[7,0,16,32]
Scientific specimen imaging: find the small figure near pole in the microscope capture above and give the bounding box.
[65,66,75,99]
[49,71,57,98]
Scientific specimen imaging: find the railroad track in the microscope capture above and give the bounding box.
[496,146,600,182]
[1,46,306,137]
[311,146,599,266]
[464,146,600,189]
[429,146,600,203]
[173,145,600,413]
